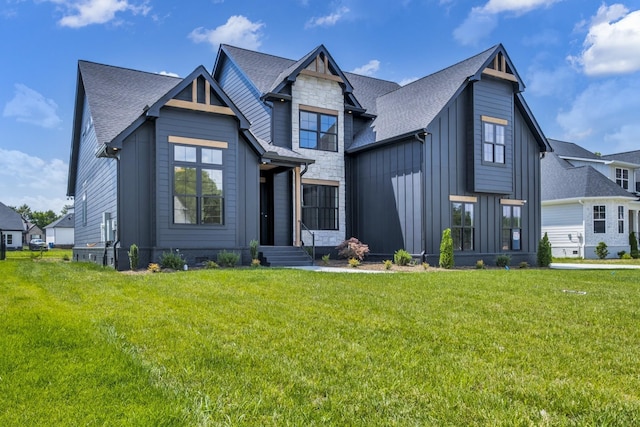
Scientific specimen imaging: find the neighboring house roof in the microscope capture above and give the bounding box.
[45,213,74,229]
[0,202,24,231]
[542,150,635,201]
[601,150,640,164]
[547,139,603,160]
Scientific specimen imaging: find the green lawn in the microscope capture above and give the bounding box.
[1,255,639,426]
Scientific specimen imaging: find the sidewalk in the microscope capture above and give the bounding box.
[550,263,640,270]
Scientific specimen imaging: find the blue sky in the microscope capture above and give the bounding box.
[1,0,639,213]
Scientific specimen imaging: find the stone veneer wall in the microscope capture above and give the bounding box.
[292,74,346,247]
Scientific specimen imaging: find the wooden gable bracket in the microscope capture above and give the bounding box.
[299,53,344,83]
[165,77,236,116]
[482,52,518,83]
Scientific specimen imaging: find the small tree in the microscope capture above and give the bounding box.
[537,232,552,267]
[595,241,609,259]
[336,237,369,261]
[249,239,259,260]
[630,231,639,259]
[127,244,139,270]
[439,228,454,269]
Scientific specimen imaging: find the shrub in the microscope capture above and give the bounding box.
[496,254,511,268]
[519,261,529,269]
[630,232,639,259]
[251,258,261,268]
[249,239,259,260]
[394,249,412,266]
[618,250,627,259]
[159,250,184,270]
[217,250,240,267]
[62,254,70,261]
[348,257,360,268]
[476,260,485,270]
[147,263,160,273]
[204,260,219,269]
[439,228,454,269]
[537,232,552,267]
[128,244,139,270]
[622,253,632,260]
[336,237,370,261]
[422,262,430,270]
[383,260,393,270]
[322,254,330,266]
[595,242,609,259]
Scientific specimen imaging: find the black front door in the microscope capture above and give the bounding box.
[260,177,274,245]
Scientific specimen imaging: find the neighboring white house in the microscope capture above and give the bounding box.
[0,201,25,250]
[541,140,640,259]
[45,212,75,248]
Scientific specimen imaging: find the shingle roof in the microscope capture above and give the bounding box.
[541,152,634,201]
[601,150,640,164]
[547,139,602,160]
[45,213,74,229]
[79,61,180,145]
[0,202,24,231]
[350,45,498,149]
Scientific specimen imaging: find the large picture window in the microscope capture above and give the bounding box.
[483,120,506,164]
[502,205,522,251]
[302,184,338,230]
[173,144,224,225]
[452,202,474,251]
[300,110,338,152]
[593,205,606,234]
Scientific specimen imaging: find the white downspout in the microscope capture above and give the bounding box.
[578,199,585,258]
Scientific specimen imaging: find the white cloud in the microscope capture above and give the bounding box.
[454,0,562,45]
[157,71,179,77]
[46,0,150,28]
[305,6,349,29]
[526,65,574,98]
[3,84,61,129]
[189,15,264,50]
[351,60,380,77]
[569,4,640,76]
[0,149,68,213]
[556,78,640,153]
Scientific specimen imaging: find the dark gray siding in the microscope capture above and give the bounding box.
[350,139,423,255]
[73,98,117,249]
[472,78,514,194]
[216,57,271,142]
[155,107,259,251]
[271,101,291,148]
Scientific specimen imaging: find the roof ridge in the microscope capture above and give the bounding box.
[78,60,182,80]
[222,44,301,64]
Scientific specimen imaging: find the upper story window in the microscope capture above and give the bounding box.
[616,168,629,190]
[593,205,606,234]
[300,110,338,152]
[482,116,507,164]
[172,143,224,225]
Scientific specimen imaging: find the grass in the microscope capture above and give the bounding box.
[1,254,640,425]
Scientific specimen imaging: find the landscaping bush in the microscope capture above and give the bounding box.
[618,250,627,259]
[439,228,454,269]
[128,244,139,270]
[249,239,259,260]
[476,260,485,270]
[336,237,369,261]
[204,260,219,269]
[622,253,632,260]
[537,232,552,267]
[147,263,160,273]
[322,254,330,266]
[394,249,412,266]
[383,260,393,270]
[630,231,639,259]
[422,262,429,270]
[496,254,511,268]
[159,250,184,270]
[519,261,529,269]
[217,250,240,267]
[348,257,360,268]
[595,241,609,259]
[251,258,261,268]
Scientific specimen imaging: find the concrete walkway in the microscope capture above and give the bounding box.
[550,263,640,270]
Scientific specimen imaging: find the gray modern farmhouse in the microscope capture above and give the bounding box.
[67,43,550,269]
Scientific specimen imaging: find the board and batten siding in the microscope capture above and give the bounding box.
[216,57,271,142]
[350,139,423,255]
[74,97,117,247]
[471,78,514,194]
[154,107,259,250]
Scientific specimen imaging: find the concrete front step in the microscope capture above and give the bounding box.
[259,246,313,267]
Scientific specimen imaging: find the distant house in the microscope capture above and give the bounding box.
[45,212,75,248]
[25,223,44,245]
[541,139,640,258]
[0,202,24,250]
[67,43,550,269]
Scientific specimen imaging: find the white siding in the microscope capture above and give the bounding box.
[541,203,584,258]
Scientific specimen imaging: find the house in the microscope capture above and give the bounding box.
[67,43,550,269]
[45,212,75,248]
[541,139,640,258]
[0,202,24,251]
[24,223,44,245]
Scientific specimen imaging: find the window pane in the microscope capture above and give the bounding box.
[464,203,474,226]
[174,167,197,195]
[300,111,317,131]
[513,206,521,227]
[484,123,494,143]
[174,145,196,162]
[594,220,605,233]
[452,203,462,226]
[202,148,222,165]
[495,125,505,145]
[300,130,317,149]
[483,143,493,162]
[502,206,511,228]
[452,228,462,251]
[320,115,337,133]
[463,229,473,251]
[495,145,505,163]
[319,133,337,151]
[618,206,624,220]
[201,169,222,195]
[202,197,222,224]
[174,195,197,224]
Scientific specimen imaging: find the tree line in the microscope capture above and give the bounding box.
[9,204,73,230]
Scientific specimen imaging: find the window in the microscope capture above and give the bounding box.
[483,121,505,164]
[6,234,12,245]
[302,184,338,230]
[502,205,522,251]
[616,168,629,190]
[300,110,338,152]
[593,205,606,233]
[452,202,474,251]
[173,145,224,225]
[618,206,625,234]
[82,190,87,227]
